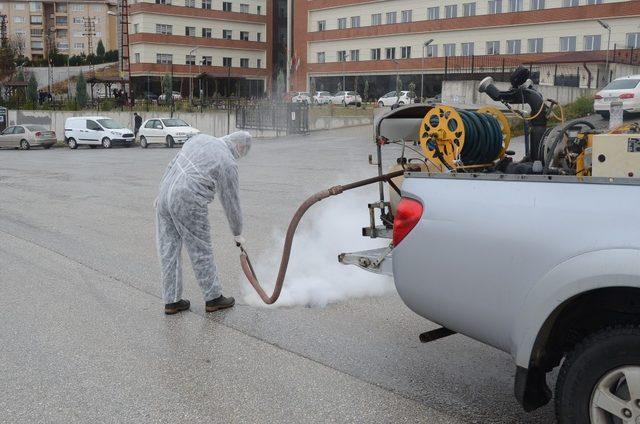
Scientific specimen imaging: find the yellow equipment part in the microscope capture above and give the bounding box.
[419,105,465,169]
[575,133,593,176]
[477,106,511,157]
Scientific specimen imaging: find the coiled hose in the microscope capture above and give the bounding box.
[239,168,415,304]
[457,111,504,165]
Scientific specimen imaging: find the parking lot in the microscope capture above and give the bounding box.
[1,126,559,423]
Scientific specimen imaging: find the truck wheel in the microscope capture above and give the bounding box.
[555,326,640,424]
[67,138,78,149]
[102,137,112,148]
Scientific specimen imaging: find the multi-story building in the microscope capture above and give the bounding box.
[128,0,271,96]
[291,0,640,97]
[0,0,117,61]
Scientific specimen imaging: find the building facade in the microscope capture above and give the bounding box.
[292,0,640,97]
[0,0,117,61]
[128,0,270,96]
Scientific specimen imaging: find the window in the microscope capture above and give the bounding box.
[426,44,438,57]
[509,0,523,11]
[256,59,261,68]
[428,7,440,19]
[486,41,500,54]
[385,47,396,59]
[15,3,26,10]
[223,2,232,11]
[337,18,347,30]
[337,50,347,61]
[463,2,477,16]
[350,49,360,61]
[444,43,456,56]
[30,28,43,37]
[57,29,68,38]
[222,29,232,39]
[240,58,249,68]
[507,39,521,54]
[584,34,601,51]
[317,52,325,63]
[586,0,602,3]
[30,2,42,12]
[223,57,232,67]
[71,4,84,11]
[202,56,212,65]
[133,23,139,33]
[371,48,381,60]
[93,4,103,11]
[185,0,195,7]
[401,46,411,59]
[401,10,412,22]
[86,120,102,131]
[528,37,543,52]
[560,36,576,51]
[445,5,458,18]
[55,16,67,25]
[202,0,211,9]
[462,42,474,56]
[240,3,249,13]
[156,53,173,64]
[240,31,249,41]
[627,33,640,49]
[155,0,170,4]
[257,32,262,42]
[563,0,579,5]
[14,17,25,24]
[156,24,172,35]
[186,54,196,65]
[488,0,503,13]
[318,20,326,31]
[185,26,195,36]
[57,42,69,51]
[351,16,360,27]
[73,17,83,24]
[134,52,140,63]
[530,0,545,9]
[257,5,261,14]
[371,13,381,25]
[31,40,43,49]
[31,15,43,24]
[386,11,397,24]
[202,28,212,38]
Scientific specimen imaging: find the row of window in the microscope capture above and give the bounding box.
[316,33,640,62]
[150,53,262,68]
[316,0,604,30]
[13,16,102,25]
[3,2,103,12]
[154,0,263,14]
[151,24,262,41]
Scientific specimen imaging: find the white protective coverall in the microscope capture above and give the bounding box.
[155,131,251,304]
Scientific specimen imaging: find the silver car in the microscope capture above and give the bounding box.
[0,125,57,150]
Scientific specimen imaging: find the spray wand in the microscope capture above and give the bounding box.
[238,167,417,304]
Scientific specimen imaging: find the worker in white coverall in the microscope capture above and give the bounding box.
[155,131,251,315]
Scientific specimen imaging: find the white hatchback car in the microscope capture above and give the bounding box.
[138,118,200,148]
[594,75,640,117]
[64,116,135,149]
[291,92,311,104]
[331,91,362,107]
[377,90,416,107]
[312,91,332,105]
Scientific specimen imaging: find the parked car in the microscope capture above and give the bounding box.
[594,75,640,118]
[139,91,158,102]
[158,91,183,103]
[425,94,442,104]
[331,91,362,107]
[291,92,311,104]
[138,118,200,148]
[64,116,135,149]
[0,124,56,150]
[377,91,416,107]
[312,91,332,105]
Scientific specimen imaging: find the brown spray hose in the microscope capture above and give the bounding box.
[239,167,416,304]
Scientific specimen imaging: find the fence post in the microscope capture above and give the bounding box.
[471,55,475,75]
[501,58,505,76]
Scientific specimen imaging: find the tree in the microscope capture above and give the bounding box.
[76,71,88,107]
[408,81,416,95]
[96,39,105,57]
[162,73,173,102]
[27,73,38,105]
[0,44,17,82]
[275,69,285,96]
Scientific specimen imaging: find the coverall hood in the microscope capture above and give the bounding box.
[222,131,252,159]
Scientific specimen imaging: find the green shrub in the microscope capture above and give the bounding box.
[562,96,594,121]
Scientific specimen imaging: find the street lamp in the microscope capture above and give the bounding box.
[421,39,434,102]
[598,19,612,85]
[188,47,199,104]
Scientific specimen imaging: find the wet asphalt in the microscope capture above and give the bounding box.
[0,124,572,423]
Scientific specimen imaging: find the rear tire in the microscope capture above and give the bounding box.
[101,137,112,149]
[166,135,175,148]
[140,136,148,148]
[555,325,640,424]
[67,138,78,149]
[20,139,30,150]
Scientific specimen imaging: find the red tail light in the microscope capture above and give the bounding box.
[393,197,423,246]
[619,93,635,99]
[35,131,42,137]
[594,94,603,100]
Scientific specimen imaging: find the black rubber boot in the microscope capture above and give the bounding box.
[205,295,235,312]
[164,299,190,315]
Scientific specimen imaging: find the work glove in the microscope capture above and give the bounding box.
[234,235,246,248]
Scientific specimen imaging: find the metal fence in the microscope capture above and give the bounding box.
[443,55,540,83]
[235,102,309,135]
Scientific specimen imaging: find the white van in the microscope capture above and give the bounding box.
[64,116,135,149]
